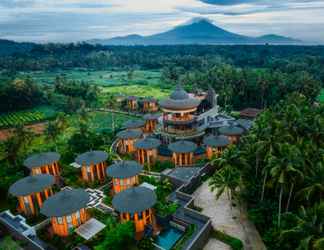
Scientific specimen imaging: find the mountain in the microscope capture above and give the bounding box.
[0,39,36,55]
[89,19,301,46]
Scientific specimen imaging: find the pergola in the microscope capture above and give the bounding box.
[168,140,197,166]
[159,84,201,136]
[143,113,160,133]
[112,186,157,237]
[41,189,89,237]
[127,96,137,110]
[218,126,244,144]
[106,161,143,194]
[141,97,158,113]
[203,135,230,159]
[24,152,60,177]
[9,174,55,216]
[75,151,108,182]
[134,137,161,169]
[116,129,142,154]
[123,119,145,131]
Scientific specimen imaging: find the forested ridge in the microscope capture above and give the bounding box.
[0,43,323,112]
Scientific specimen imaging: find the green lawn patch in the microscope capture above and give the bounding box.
[101,84,171,100]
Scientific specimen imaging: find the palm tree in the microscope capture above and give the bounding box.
[297,162,324,204]
[279,203,324,250]
[46,113,67,151]
[209,165,241,207]
[270,143,303,227]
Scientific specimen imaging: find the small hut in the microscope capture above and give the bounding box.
[112,187,157,237]
[41,189,89,237]
[143,113,160,133]
[203,135,230,159]
[168,140,197,166]
[116,130,142,154]
[9,174,55,216]
[127,96,137,110]
[123,119,145,131]
[134,138,161,169]
[218,126,244,144]
[75,151,108,182]
[106,161,143,194]
[24,152,60,177]
[141,97,158,113]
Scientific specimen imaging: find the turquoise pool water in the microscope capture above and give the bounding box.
[155,227,183,250]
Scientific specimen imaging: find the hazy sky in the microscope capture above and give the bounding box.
[1,0,324,43]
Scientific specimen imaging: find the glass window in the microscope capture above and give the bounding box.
[57,217,63,224]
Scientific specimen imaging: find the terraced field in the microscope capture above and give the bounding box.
[0,106,57,128]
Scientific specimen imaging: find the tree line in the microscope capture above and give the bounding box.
[210,93,324,249]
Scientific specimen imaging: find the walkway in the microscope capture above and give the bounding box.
[193,181,266,250]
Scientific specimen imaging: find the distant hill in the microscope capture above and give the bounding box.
[0,39,35,55]
[89,19,301,46]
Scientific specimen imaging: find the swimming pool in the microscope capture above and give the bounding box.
[155,227,183,250]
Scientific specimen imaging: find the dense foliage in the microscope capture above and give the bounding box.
[210,94,324,249]
[0,77,45,112]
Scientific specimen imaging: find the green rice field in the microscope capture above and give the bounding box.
[100,84,171,100]
[20,69,162,86]
[0,106,57,128]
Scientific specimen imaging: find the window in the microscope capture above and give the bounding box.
[57,217,63,224]
[138,212,142,220]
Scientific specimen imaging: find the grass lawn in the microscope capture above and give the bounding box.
[20,69,162,86]
[68,111,137,134]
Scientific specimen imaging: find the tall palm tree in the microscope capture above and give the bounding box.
[297,162,324,204]
[279,203,324,250]
[270,143,303,227]
[209,165,241,207]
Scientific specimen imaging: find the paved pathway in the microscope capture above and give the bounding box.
[193,181,266,250]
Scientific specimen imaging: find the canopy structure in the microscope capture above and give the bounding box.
[9,174,55,197]
[116,129,142,139]
[112,186,157,214]
[219,125,244,144]
[24,152,60,169]
[75,151,108,166]
[75,151,108,182]
[143,113,161,121]
[143,113,160,132]
[203,135,230,148]
[107,161,143,193]
[218,126,244,136]
[203,135,230,159]
[168,140,197,166]
[106,161,143,179]
[134,138,161,150]
[123,120,145,130]
[41,189,89,217]
[159,84,201,111]
[168,140,197,153]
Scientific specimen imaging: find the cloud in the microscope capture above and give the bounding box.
[199,0,254,5]
[0,0,323,43]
